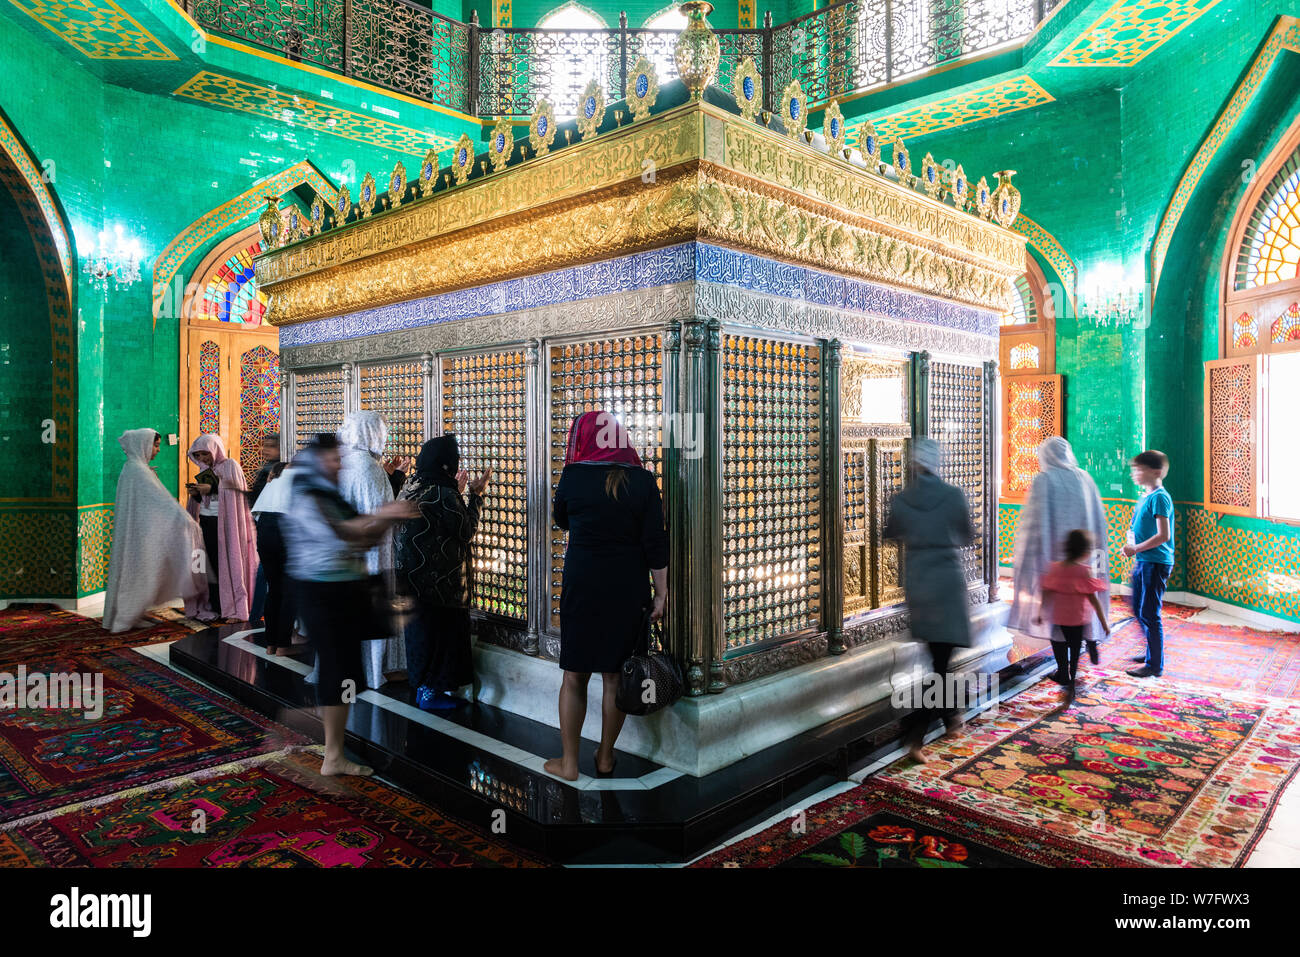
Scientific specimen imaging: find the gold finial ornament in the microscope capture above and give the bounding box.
[974,176,993,220]
[310,193,325,234]
[779,79,807,140]
[334,184,351,223]
[418,149,439,197]
[920,153,943,199]
[892,139,913,189]
[258,195,282,246]
[529,100,556,158]
[284,204,304,242]
[625,57,659,122]
[358,172,378,218]
[388,162,408,210]
[674,1,720,102]
[451,133,476,185]
[487,117,514,173]
[823,99,846,157]
[857,119,881,172]
[732,56,762,122]
[948,163,969,209]
[991,169,1021,228]
[576,79,606,140]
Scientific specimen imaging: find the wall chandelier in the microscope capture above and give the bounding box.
[81,223,143,291]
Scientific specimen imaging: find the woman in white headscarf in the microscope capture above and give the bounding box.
[103,429,211,632]
[1008,436,1110,650]
[337,410,408,687]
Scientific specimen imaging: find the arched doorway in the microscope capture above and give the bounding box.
[176,225,281,489]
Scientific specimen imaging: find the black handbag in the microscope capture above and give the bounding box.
[616,609,684,716]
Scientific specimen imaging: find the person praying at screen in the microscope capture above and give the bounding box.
[394,435,491,712]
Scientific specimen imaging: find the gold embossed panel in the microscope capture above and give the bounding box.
[549,336,665,631]
[442,351,528,621]
[722,335,821,651]
[871,438,906,607]
[359,361,426,459]
[928,361,986,584]
[293,368,345,450]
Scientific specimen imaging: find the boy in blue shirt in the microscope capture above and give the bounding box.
[1122,450,1174,677]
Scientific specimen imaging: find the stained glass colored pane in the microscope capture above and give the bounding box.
[1009,342,1039,370]
[1239,156,1300,290]
[1270,302,1300,344]
[199,240,270,326]
[199,340,220,434]
[1232,311,1258,350]
[999,275,1036,327]
[239,345,280,484]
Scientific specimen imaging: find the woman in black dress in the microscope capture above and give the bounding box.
[544,411,668,781]
[393,435,491,711]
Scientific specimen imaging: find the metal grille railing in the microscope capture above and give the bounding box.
[187,1,1061,117]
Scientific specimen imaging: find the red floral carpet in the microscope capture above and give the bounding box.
[691,778,1134,868]
[0,605,190,659]
[1100,617,1300,698]
[701,671,1300,868]
[880,670,1300,867]
[0,649,305,824]
[0,750,550,868]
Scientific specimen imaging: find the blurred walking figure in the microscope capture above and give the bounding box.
[247,431,282,628]
[282,434,416,776]
[338,411,407,687]
[186,433,259,621]
[251,460,298,656]
[544,411,668,781]
[884,438,975,763]
[394,435,491,712]
[104,429,209,632]
[1008,437,1109,661]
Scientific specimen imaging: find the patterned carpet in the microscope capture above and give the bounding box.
[0,750,550,868]
[698,669,1300,868]
[692,778,1135,867]
[1100,617,1300,697]
[0,605,191,660]
[0,609,548,867]
[0,648,305,824]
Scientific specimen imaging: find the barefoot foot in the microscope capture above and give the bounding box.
[907,743,929,764]
[543,758,579,781]
[594,751,616,776]
[320,757,373,777]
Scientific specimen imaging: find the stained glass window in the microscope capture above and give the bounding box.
[198,239,269,326]
[199,340,220,434]
[1009,342,1039,370]
[239,345,280,483]
[1236,147,1300,290]
[999,275,1036,327]
[1232,311,1258,350]
[1271,302,1300,344]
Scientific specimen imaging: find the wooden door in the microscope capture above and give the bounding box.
[180,327,281,490]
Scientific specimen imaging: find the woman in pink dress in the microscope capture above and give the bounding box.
[186,433,259,621]
[1036,528,1111,703]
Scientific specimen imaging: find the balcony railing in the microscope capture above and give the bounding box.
[185,0,1063,118]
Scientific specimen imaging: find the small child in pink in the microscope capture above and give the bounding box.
[1036,528,1111,702]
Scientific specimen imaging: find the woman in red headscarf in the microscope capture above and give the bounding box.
[543,410,668,781]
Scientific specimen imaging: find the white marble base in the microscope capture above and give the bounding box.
[474,603,1012,778]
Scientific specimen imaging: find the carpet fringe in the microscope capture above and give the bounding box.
[0,746,307,832]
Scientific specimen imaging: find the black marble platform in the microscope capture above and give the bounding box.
[168,624,1055,864]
